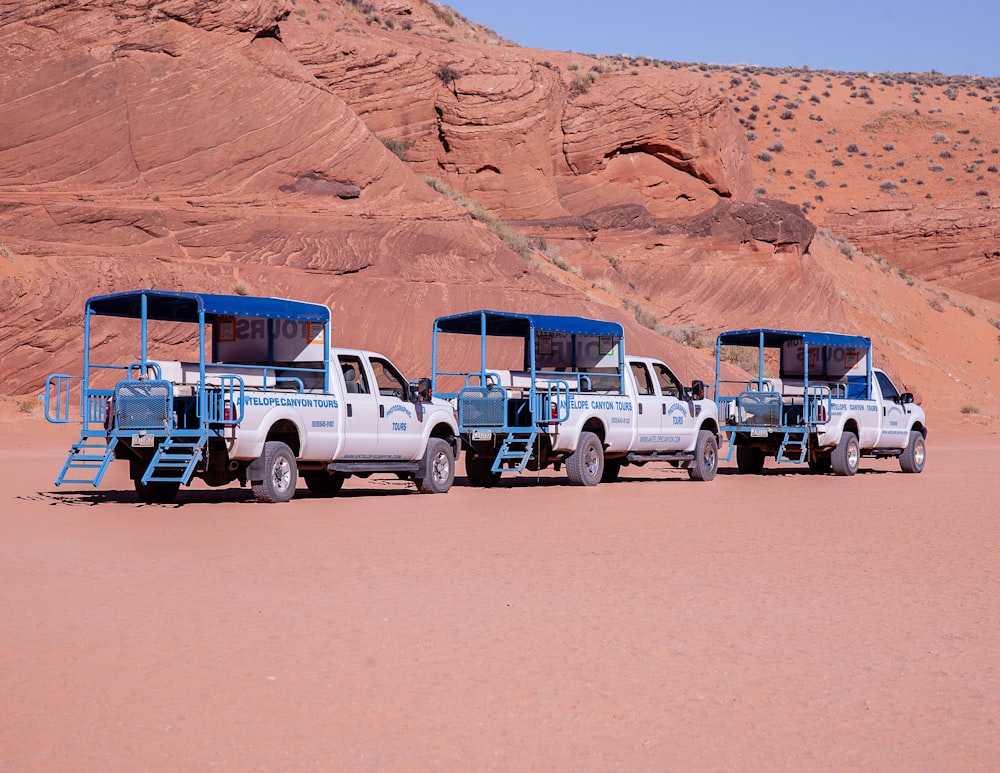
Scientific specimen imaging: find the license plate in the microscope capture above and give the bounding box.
[750,428,769,438]
[470,430,492,441]
[132,433,155,447]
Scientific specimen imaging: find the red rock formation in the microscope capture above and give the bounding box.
[1,0,998,423]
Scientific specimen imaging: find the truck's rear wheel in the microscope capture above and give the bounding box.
[688,430,718,482]
[417,438,455,494]
[134,479,180,504]
[899,431,926,473]
[566,431,604,486]
[252,441,298,503]
[831,431,860,476]
[303,471,346,497]
[736,445,765,474]
[465,454,501,488]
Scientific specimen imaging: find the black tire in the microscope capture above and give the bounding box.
[831,431,860,477]
[465,454,502,488]
[808,452,832,473]
[252,441,298,503]
[134,479,180,504]
[303,471,346,497]
[899,430,926,474]
[566,431,604,486]
[417,438,455,494]
[736,444,766,475]
[688,430,718,482]
[601,459,622,483]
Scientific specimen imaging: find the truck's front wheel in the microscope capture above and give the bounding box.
[465,454,501,488]
[736,445,765,474]
[252,441,298,503]
[899,431,926,473]
[417,438,455,494]
[688,430,718,482]
[831,431,860,476]
[566,431,604,486]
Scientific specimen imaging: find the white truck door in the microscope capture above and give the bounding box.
[368,356,425,460]
[874,371,908,449]
[336,354,380,458]
[629,361,663,452]
[652,361,696,449]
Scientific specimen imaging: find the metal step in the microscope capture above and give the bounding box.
[141,432,208,484]
[777,430,808,463]
[56,432,118,487]
[491,430,538,474]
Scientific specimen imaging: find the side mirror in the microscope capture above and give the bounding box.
[690,380,705,401]
[899,392,914,404]
[410,377,432,402]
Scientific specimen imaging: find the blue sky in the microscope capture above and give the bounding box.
[443,0,1000,77]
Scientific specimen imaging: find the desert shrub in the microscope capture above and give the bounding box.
[815,179,827,188]
[757,151,773,162]
[932,132,948,143]
[927,296,944,312]
[570,72,595,94]
[930,164,944,172]
[379,136,409,160]
[768,141,785,153]
[939,150,953,159]
[832,157,845,167]
[805,168,816,180]
[780,110,794,120]
[883,142,895,151]
[976,190,989,196]
[960,405,979,414]
[846,142,860,153]
[880,180,898,192]
[436,64,460,87]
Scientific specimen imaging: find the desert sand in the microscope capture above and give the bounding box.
[2,415,997,771]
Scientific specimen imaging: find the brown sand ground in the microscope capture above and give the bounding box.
[1,417,998,771]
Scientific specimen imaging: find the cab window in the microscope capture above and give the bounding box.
[371,357,407,398]
[653,363,682,398]
[875,370,899,401]
[630,362,654,396]
[337,355,370,395]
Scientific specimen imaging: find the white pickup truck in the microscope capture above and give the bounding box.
[431,310,721,485]
[43,290,459,503]
[714,328,928,475]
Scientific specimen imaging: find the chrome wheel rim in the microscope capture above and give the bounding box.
[432,450,450,484]
[273,456,292,492]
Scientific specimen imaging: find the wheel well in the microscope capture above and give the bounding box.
[430,422,454,441]
[701,418,720,436]
[842,419,860,439]
[582,418,606,443]
[911,422,926,437]
[266,419,300,456]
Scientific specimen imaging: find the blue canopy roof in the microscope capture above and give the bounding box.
[717,328,871,350]
[435,310,623,338]
[85,290,330,324]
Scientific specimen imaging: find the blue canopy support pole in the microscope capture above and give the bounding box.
[198,303,207,424]
[758,330,765,387]
[81,303,94,429]
[140,292,149,365]
[479,310,487,381]
[324,318,332,393]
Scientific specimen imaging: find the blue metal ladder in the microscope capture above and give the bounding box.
[777,429,809,463]
[56,430,119,487]
[140,431,209,485]
[491,430,538,473]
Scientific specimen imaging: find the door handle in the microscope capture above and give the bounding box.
[379,404,385,418]
[347,404,353,418]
